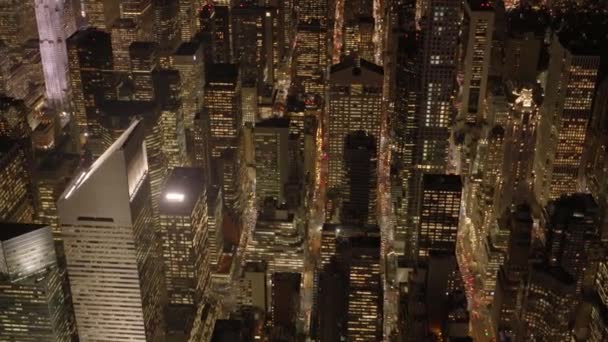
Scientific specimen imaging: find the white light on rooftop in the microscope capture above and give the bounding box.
[166,193,185,202]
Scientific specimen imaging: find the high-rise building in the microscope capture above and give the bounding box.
[129,41,159,101]
[199,4,231,64]
[154,69,188,169]
[254,118,290,205]
[534,32,600,205]
[298,0,328,25]
[111,18,139,72]
[159,167,211,334]
[269,272,301,340]
[0,97,30,139]
[0,0,37,48]
[204,63,241,159]
[178,0,198,41]
[342,130,377,224]
[418,174,462,260]
[232,5,280,88]
[34,152,80,234]
[340,235,383,341]
[34,0,73,107]
[152,0,180,65]
[238,261,268,313]
[99,101,168,223]
[459,0,494,123]
[295,21,327,96]
[0,138,35,223]
[419,0,460,172]
[0,223,76,341]
[327,57,383,219]
[67,27,113,153]
[57,120,166,341]
[84,0,120,30]
[520,264,576,341]
[545,194,600,289]
[171,41,204,129]
[589,261,608,341]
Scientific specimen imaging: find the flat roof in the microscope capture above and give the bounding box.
[0,223,47,242]
[159,167,206,216]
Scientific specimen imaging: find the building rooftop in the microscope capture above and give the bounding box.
[206,63,239,85]
[0,223,47,242]
[129,41,158,58]
[422,174,462,192]
[159,167,206,216]
[330,56,384,76]
[256,117,290,129]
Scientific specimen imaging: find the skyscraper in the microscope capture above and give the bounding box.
[67,27,113,153]
[459,0,494,123]
[418,174,462,260]
[34,0,73,107]
[254,118,290,205]
[129,41,159,101]
[84,0,120,30]
[171,41,204,129]
[295,21,328,96]
[419,0,460,172]
[0,138,35,222]
[58,120,166,340]
[342,130,377,224]
[327,57,383,219]
[111,18,139,72]
[159,167,211,334]
[534,32,600,205]
[0,223,76,341]
[204,63,241,159]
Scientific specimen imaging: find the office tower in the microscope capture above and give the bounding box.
[0,223,76,341]
[418,0,460,172]
[246,207,304,273]
[199,4,232,64]
[130,41,159,101]
[494,204,533,338]
[67,27,113,153]
[327,57,383,218]
[231,5,271,87]
[520,264,576,341]
[58,120,165,340]
[545,194,600,290]
[254,118,290,205]
[588,261,608,342]
[0,138,34,222]
[342,130,377,224]
[340,235,383,341]
[295,21,327,96]
[192,111,212,176]
[171,41,205,128]
[534,32,600,205]
[298,0,328,24]
[269,273,301,340]
[204,63,241,159]
[0,97,30,139]
[218,149,239,211]
[84,0,119,30]
[154,69,188,169]
[34,152,80,234]
[34,0,72,107]
[159,167,211,334]
[179,0,198,41]
[111,18,139,72]
[241,81,258,124]
[0,0,37,48]
[119,0,153,40]
[459,0,494,123]
[99,101,167,221]
[418,174,462,260]
[152,0,180,64]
